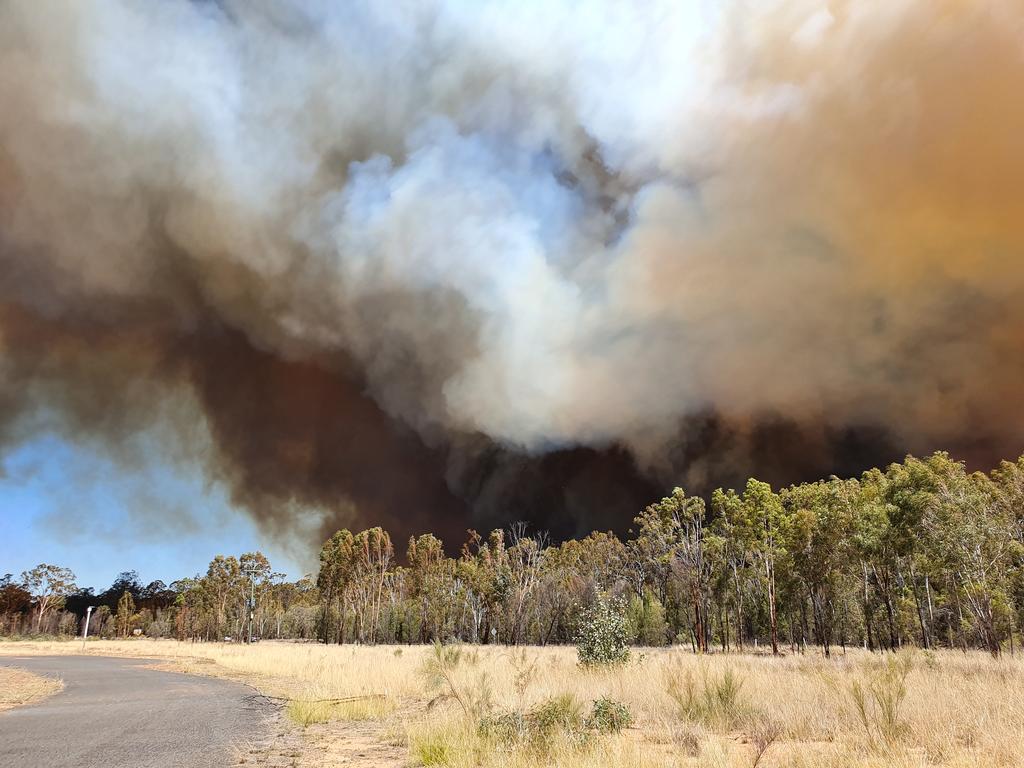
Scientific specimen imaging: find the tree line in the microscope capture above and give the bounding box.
[3,452,1023,657]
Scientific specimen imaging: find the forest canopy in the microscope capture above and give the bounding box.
[4,452,1023,658]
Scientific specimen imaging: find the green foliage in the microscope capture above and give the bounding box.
[116,591,136,638]
[479,693,586,751]
[626,591,669,646]
[530,693,584,735]
[478,710,529,745]
[411,734,455,766]
[477,693,632,755]
[7,448,1024,656]
[586,697,633,733]
[576,594,630,666]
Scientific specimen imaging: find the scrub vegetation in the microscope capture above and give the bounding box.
[2,639,1023,767]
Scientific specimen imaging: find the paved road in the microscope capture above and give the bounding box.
[0,656,274,768]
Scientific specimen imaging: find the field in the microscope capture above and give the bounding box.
[2,640,1022,767]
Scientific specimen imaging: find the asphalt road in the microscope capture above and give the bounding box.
[0,655,274,768]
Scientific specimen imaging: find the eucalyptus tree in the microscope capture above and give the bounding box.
[349,527,394,642]
[919,454,1017,656]
[782,478,857,656]
[317,529,356,643]
[713,480,788,655]
[20,563,77,633]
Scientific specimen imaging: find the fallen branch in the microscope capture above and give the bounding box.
[262,693,387,704]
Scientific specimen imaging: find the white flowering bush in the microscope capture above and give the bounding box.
[575,594,630,667]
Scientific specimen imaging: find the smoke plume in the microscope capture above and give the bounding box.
[2,0,1023,546]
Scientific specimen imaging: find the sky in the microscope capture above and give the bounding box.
[0,435,308,591]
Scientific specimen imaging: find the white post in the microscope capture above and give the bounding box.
[82,605,94,651]
[249,575,255,645]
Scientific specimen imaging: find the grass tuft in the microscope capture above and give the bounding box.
[666,662,753,730]
[286,695,393,726]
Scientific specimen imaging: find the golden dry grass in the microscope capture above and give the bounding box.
[2,640,1022,767]
[0,665,63,711]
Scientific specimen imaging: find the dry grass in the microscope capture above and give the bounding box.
[0,665,63,711]
[2,640,1023,767]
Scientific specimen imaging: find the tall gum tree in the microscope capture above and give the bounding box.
[713,480,788,655]
[20,564,76,633]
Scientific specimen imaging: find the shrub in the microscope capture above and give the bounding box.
[587,697,633,733]
[479,710,530,746]
[479,694,634,756]
[479,694,589,753]
[530,693,584,738]
[576,595,631,667]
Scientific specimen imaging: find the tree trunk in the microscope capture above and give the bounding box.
[811,590,831,658]
[953,590,968,653]
[925,575,935,639]
[766,559,779,655]
[907,564,930,649]
[732,564,744,651]
[862,562,875,651]
[692,587,706,654]
[799,598,808,654]
[721,604,728,652]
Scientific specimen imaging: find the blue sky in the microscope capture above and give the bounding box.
[0,434,308,591]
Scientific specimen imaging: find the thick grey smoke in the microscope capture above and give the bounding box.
[2,0,1024,543]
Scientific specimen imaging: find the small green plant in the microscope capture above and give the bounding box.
[846,652,912,751]
[412,735,453,766]
[576,594,631,667]
[479,694,633,756]
[479,710,530,746]
[587,697,633,733]
[479,694,589,753]
[286,699,331,727]
[408,720,483,767]
[530,693,584,738]
[667,664,751,730]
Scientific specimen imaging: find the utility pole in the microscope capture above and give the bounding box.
[81,605,94,651]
